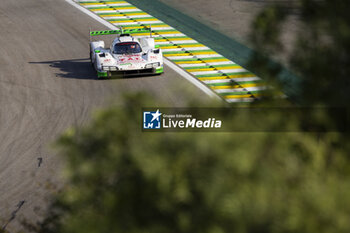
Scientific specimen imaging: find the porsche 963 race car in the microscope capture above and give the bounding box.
[89,27,164,78]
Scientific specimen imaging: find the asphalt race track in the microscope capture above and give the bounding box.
[0,0,213,231]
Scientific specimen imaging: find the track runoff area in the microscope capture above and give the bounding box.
[76,0,268,103]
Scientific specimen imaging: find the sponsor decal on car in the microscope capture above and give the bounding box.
[119,56,142,62]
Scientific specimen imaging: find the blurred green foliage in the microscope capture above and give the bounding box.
[21,0,350,232]
[23,92,350,233]
[250,0,350,106]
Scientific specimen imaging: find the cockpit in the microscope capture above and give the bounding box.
[113,42,142,54]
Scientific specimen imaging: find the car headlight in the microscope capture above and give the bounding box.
[152,62,160,68]
[146,62,160,69]
[102,66,118,71]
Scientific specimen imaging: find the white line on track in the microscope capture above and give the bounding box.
[179,61,235,67]
[84,4,131,7]
[202,77,261,84]
[111,20,163,25]
[93,9,142,13]
[166,54,222,59]
[214,86,266,93]
[231,77,261,82]
[65,0,220,99]
[226,98,255,103]
[156,41,198,45]
[191,69,247,75]
[102,15,154,19]
[162,47,210,52]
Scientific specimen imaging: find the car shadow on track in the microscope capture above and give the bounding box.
[29,58,161,80]
[29,58,99,80]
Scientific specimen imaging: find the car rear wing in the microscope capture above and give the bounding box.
[90,26,153,37]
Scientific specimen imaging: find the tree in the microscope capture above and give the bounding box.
[20,92,350,233]
[250,0,350,107]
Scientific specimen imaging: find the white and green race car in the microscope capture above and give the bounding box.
[89,28,163,78]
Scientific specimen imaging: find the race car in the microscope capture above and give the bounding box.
[89,28,164,78]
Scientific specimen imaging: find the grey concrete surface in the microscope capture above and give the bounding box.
[159,0,300,62]
[0,0,214,231]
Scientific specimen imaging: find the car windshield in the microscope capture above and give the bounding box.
[114,42,142,54]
